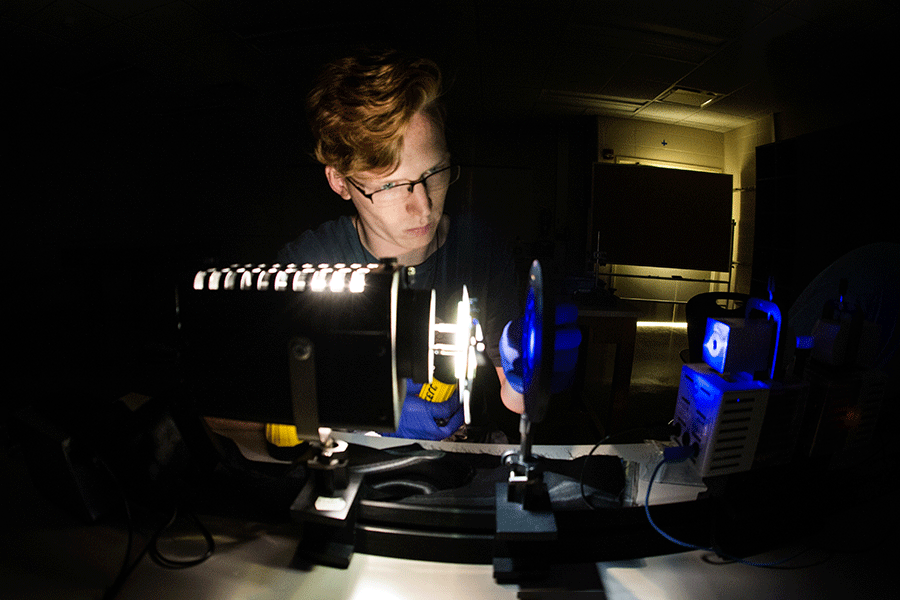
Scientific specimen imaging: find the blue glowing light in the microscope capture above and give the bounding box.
[796,335,814,350]
[703,319,730,373]
[522,287,541,389]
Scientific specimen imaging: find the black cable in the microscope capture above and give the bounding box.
[579,426,665,510]
[96,457,217,598]
[148,507,216,569]
[102,518,162,600]
[644,453,819,568]
[99,458,136,600]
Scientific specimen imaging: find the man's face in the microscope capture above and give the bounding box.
[330,111,450,262]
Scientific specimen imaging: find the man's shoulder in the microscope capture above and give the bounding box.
[306,215,355,241]
[277,216,356,264]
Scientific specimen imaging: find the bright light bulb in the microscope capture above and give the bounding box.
[349,269,366,293]
[454,286,470,380]
[329,269,348,292]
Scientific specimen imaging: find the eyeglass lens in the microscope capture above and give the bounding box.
[371,165,458,205]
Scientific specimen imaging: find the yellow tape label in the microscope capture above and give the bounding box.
[419,379,457,403]
[266,423,300,447]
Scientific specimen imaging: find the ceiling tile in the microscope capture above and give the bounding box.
[20,0,116,42]
[544,46,629,95]
[77,0,175,19]
[124,0,219,44]
[6,0,892,134]
[682,110,755,133]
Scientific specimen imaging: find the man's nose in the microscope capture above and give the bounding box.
[405,181,432,215]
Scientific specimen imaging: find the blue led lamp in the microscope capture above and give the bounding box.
[701,297,783,380]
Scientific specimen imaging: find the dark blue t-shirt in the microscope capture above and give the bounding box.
[277,212,520,370]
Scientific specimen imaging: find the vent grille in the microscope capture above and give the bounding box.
[658,87,721,107]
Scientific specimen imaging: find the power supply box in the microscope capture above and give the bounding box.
[673,363,770,477]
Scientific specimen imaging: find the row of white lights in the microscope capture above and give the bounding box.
[193,263,382,294]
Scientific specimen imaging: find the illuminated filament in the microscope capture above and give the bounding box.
[430,286,481,380]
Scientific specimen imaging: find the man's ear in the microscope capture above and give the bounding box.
[325,166,352,200]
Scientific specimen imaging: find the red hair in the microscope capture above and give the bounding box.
[306,49,445,176]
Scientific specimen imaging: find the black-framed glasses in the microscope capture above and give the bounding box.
[345,164,460,206]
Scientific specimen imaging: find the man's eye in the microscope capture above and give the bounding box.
[379,182,398,191]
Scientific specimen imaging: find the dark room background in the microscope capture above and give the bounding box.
[9,0,898,420]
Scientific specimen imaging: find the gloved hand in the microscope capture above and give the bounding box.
[386,380,464,440]
[500,303,582,395]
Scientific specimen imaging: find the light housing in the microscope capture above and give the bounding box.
[179,261,481,440]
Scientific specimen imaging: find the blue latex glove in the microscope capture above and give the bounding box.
[500,303,582,394]
[385,380,464,440]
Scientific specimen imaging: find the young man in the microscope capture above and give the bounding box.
[278,49,524,440]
